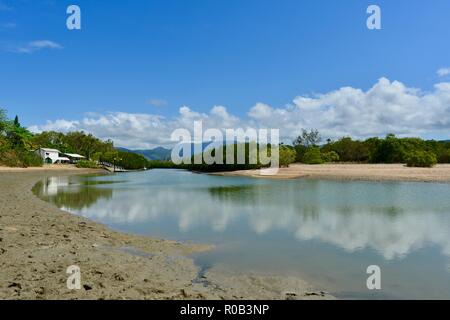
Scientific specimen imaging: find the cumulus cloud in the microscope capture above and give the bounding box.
[250,77,450,140]
[29,78,450,148]
[437,67,450,77]
[248,103,274,120]
[10,40,63,54]
[29,119,79,133]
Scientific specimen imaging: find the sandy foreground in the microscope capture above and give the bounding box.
[0,165,331,300]
[213,163,450,183]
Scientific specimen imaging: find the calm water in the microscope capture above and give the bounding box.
[33,169,450,299]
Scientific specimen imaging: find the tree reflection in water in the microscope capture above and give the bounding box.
[33,176,114,211]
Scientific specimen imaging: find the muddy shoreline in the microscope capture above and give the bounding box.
[0,167,332,300]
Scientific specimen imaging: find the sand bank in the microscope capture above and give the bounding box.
[0,167,331,300]
[213,164,450,183]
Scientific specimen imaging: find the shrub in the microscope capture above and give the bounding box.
[147,160,177,169]
[293,145,307,163]
[18,150,43,167]
[405,150,437,168]
[321,151,340,163]
[279,146,296,167]
[181,143,265,172]
[0,149,21,167]
[0,148,43,168]
[438,149,450,163]
[323,137,370,162]
[116,151,148,170]
[76,160,100,169]
[302,147,324,164]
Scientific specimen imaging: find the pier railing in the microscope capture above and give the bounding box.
[98,161,126,172]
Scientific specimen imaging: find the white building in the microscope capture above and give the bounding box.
[42,176,70,196]
[36,148,71,164]
[64,153,86,163]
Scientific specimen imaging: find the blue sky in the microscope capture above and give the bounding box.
[1,0,450,147]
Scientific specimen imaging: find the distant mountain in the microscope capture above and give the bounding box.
[185,141,214,156]
[116,142,216,161]
[116,147,172,161]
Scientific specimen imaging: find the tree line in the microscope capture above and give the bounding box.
[161,130,449,170]
[0,110,43,167]
[286,129,449,167]
[2,108,448,169]
[0,109,149,169]
[32,131,150,170]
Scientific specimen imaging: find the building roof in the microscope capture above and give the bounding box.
[56,157,71,161]
[40,148,61,153]
[64,153,86,158]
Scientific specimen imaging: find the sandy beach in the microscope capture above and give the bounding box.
[213,163,450,183]
[0,166,331,300]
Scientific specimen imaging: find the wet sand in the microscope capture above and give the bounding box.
[0,166,331,300]
[213,164,450,183]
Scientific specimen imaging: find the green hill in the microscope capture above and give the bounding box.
[116,147,172,161]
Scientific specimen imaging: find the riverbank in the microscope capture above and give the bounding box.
[212,163,450,183]
[0,166,332,300]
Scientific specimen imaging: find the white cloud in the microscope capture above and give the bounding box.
[29,77,450,149]
[10,40,63,54]
[437,68,450,77]
[28,119,79,133]
[248,103,274,120]
[252,77,450,140]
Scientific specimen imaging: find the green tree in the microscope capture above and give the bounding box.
[437,148,450,163]
[323,137,369,162]
[115,151,148,170]
[0,109,8,133]
[293,129,321,148]
[321,151,340,163]
[371,134,404,163]
[302,147,323,164]
[13,115,20,127]
[100,150,120,163]
[31,131,68,151]
[279,146,296,167]
[293,145,307,162]
[406,150,437,167]
[7,126,33,148]
[32,130,115,159]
